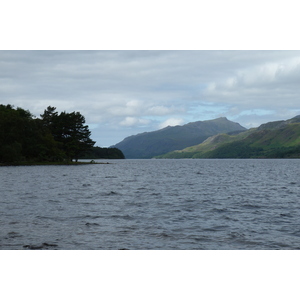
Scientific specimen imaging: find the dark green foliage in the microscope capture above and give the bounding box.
[80,146,125,159]
[0,142,23,163]
[263,145,300,158]
[0,104,40,163]
[201,141,264,158]
[40,108,95,161]
[0,104,96,164]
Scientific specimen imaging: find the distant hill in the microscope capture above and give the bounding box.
[256,115,300,130]
[113,117,246,158]
[157,116,300,159]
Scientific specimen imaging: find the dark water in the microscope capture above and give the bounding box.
[1,159,300,250]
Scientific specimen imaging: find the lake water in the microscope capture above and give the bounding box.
[1,159,300,250]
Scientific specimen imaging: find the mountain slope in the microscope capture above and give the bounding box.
[156,130,254,158]
[113,117,246,158]
[157,116,300,159]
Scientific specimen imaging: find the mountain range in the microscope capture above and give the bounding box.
[113,117,246,158]
[157,115,300,159]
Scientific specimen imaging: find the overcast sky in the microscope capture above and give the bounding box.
[1,50,300,146]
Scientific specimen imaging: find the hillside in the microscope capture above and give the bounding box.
[113,117,246,158]
[157,116,300,159]
[156,130,254,158]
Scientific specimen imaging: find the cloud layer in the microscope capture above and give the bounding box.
[1,50,300,146]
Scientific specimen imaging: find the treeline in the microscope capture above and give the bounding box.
[0,104,124,164]
[80,146,125,159]
[199,141,264,158]
[197,140,300,159]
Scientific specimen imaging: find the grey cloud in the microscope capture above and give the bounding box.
[1,50,300,146]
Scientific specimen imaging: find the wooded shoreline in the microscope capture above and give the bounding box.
[0,160,110,166]
[0,104,124,164]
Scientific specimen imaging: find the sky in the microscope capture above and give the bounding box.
[1,50,300,146]
[1,1,300,147]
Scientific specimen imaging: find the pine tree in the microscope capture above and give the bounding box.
[41,107,95,161]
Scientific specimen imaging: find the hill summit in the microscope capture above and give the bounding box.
[113,117,246,158]
[157,115,300,159]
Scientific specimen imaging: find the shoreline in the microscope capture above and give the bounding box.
[0,161,110,167]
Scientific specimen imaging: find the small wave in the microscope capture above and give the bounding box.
[126,201,145,207]
[203,225,229,232]
[241,204,262,209]
[102,191,120,196]
[188,235,212,242]
[211,207,228,213]
[108,191,118,195]
[23,242,58,250]
[156,232,172,238]
[6,232,23,239]
[280,213,293,218]
[223,215,238,221]
[70,214,103,220]
[48,199,60,203]
[85,222,100,226]
[111,214,134,220]
[291,230,300,237]
[147,231,174,239]
[268,241,291,249]
[228,232,246,239]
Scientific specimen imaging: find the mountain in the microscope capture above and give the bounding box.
[157,116,300,159]
[256,115,300,130]
[113,117,246,158]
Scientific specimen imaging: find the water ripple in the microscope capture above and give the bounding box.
[1,159,300,249]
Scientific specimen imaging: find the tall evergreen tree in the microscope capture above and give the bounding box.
[40,106,58,128]
[1,105,107,164]
[40,107,95,161]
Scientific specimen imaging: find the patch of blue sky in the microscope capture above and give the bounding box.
[290,108,300,114]
[87,123,99,130]
[187,101,231,121]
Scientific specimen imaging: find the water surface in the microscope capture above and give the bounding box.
[1,159,300,249]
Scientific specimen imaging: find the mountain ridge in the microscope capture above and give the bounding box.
[157,116,300,159]
[113,117,246,158]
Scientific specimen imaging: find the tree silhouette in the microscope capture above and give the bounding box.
[1,104,123,164]
[41,107,95,161]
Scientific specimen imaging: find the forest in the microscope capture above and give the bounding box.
[0,104,124,164]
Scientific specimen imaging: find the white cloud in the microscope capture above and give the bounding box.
[158,118,184,129]
[120,117,150,127]
[1,50,300,146]
[147,105,185,116]
[204,56,300,111]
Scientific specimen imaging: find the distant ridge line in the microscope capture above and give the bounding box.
[113,117,246,159]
